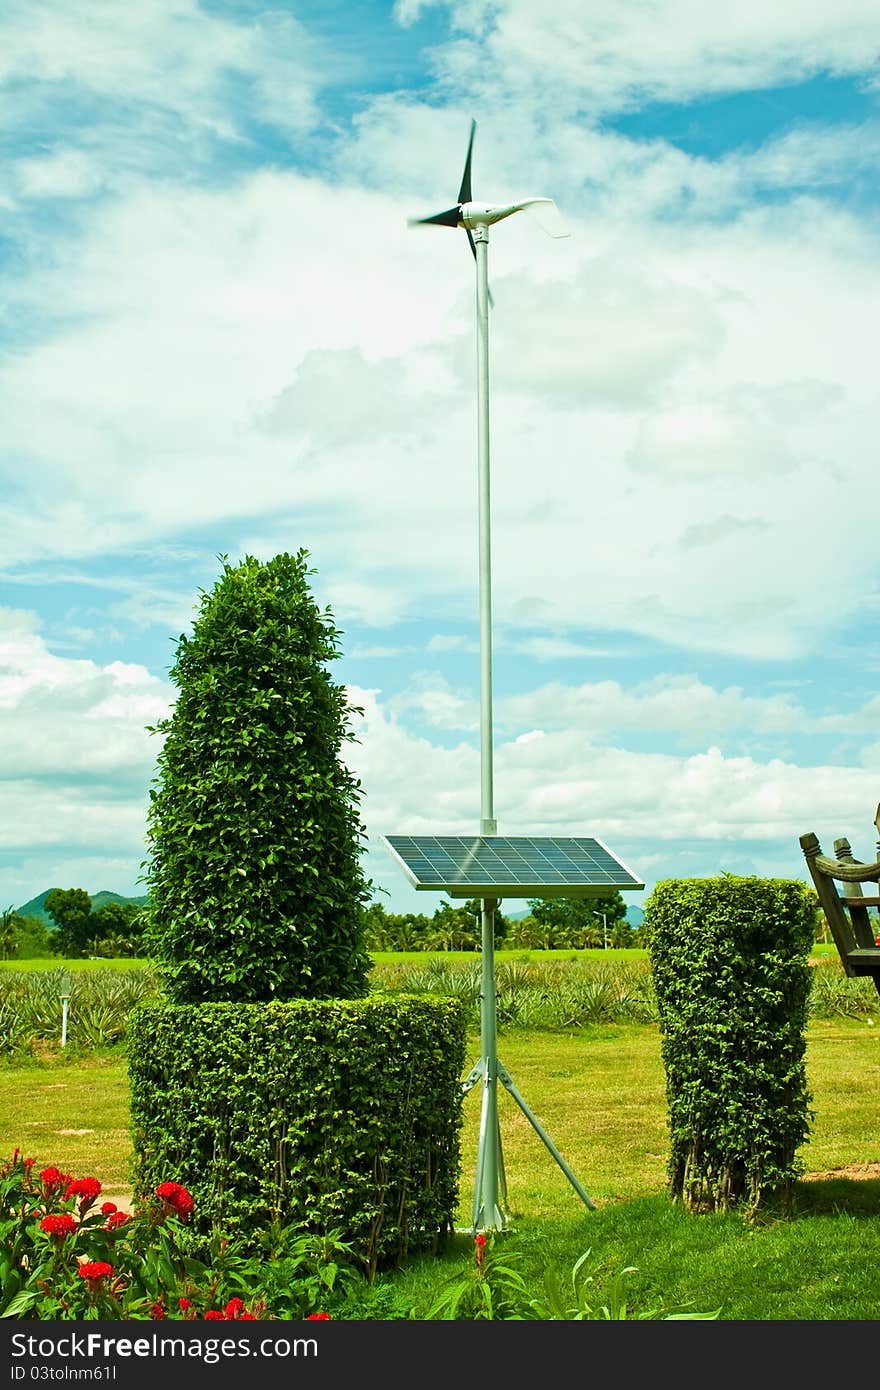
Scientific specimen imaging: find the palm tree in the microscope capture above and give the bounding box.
[0,905,19,961]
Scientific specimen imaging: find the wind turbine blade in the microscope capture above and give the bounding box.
[521,198,571,238]
[458,118,476,205]
[408,206,462,227]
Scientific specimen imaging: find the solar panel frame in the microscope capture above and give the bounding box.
[380,834,645,898]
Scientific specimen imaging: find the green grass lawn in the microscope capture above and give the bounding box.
[1,942,843,973]
[2,1018,879,1319]
[2,953,876,1321]
[2,951,645,972]
[4,1020,876,1207]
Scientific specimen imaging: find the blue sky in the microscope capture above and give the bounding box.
[2,1,880,917]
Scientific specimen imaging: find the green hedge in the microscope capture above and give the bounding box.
[127,995,467,1276]
[644,876,815,1215]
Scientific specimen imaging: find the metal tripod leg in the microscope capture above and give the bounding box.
[463,896,594,1230]
[496,1058,595,1211]
[463,1052,593,1223]
[464,1054,508,1231]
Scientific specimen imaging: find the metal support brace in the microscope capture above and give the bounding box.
[464,896,595,1232]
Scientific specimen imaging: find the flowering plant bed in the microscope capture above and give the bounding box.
[1,1148,727,1320]
[0,1151,353,1320]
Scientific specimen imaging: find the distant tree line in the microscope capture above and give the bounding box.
[0,907,53,960]
[0,891,147,960]
[1,886,638,961]
[363,890,636,952]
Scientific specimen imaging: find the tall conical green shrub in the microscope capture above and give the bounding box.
[143,550,371,1003]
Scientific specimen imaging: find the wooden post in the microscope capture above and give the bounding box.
[832,836,877,949]
[799,832,858,972]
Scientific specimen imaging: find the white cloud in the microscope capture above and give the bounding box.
[15,149,106,201]
[2,648,873,911]
[4,0,880,920]
[347,644,413,660]
[427,634,478,653]
[0,606,170,786]
[818,697,880,735]
[4,150,878,660]
[0,0,325,157]
[482,262,726,408]
[512,637,619,662]
[347,682,880,908]
[387,673,479,732]
[365,670,860,745]
[406,1,880,113]
[499,675,805,737]
[346,685,478,833]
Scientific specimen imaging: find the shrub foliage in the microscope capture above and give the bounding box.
[127,996,468,1277]
[143,551,371,1003]
[645,875,815,1215]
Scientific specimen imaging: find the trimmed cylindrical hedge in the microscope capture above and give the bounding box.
[128,994,468,1277]
[644,875,815,1215]
[142,551,372,1004]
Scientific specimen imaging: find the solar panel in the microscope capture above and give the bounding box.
[380,834,644,899]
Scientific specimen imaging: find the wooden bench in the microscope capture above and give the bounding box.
[800,806,880,996]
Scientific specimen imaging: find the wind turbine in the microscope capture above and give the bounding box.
[408,117,569,844]
[408,117,570,304]
[408,120,575,1233]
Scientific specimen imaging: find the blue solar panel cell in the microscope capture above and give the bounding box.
[380,834,644,898]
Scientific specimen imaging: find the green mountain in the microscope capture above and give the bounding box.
[15,889,149,924]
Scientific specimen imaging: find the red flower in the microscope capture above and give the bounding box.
[100,1202,118,1215]
[105,1211,130,1230]
[474,1232,487,1269]
[39,1213,77,1239]
[155,1181,194,1219]
[306,1313,332,1320]
[203,1311,224,1320]
[224,1297,245,1319]
[39,1167,68,1194]
[149,1303,166,1320]
[65,1177,102,1211]
[239,1313,256,1320]
[79,1262,113,1286]
[178,1298,192,1311]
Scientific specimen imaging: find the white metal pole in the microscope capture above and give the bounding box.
[474,896,504,1231]
[60,983,70,1048]
[472,222,505,1232]
[474,226,496,839]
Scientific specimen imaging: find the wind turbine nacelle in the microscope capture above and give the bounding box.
[459,199,537,228]
[460,197,567,236]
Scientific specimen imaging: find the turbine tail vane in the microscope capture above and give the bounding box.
[520,197,570,239]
